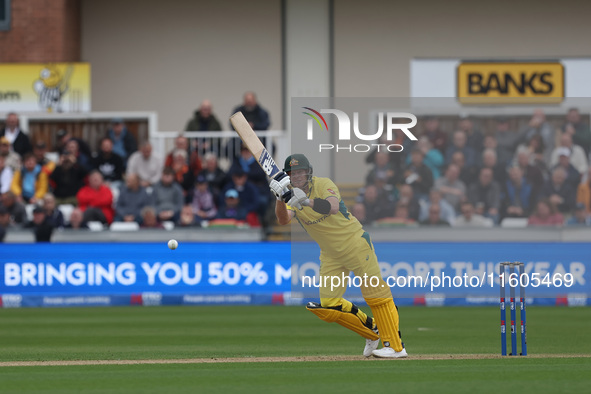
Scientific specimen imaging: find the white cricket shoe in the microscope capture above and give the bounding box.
[363,337,380,357]
[372,347,408,358]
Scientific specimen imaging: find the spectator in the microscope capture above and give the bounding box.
[115,173,152,223]
[366,151,398,189]
[191,175,218,224]
[406,136,444,179]
[25,205,53,242]
[0,112,32,157]
[446,130,477,167]
[576,168,591,214]
[127,141,163,188]
[229,92,272,155]
[10,153,49,204]
[228,144,269,210]
[0,205,8,241]
[528,199,563,227]
[434,163,466,212]
[451,150,478,187]
[468,167,500,224]
[1,191,27,226]
[365,134,404,174]
[421,116,447,154]
[177,205,200,227]
[140,206,164,229]
[397,184,420,221]
[216,189,247,221]
[186,99,222,132]
[231,92,270,131]
[49,149,88,205]
[169,149,195,203]
[107,118,137,162]
[458,116,484,154]
[32,141,56,176]
[0,204,15,231]
[200,152,226,201]
[185,99,223,155]
[419,188,455,224]
[403,148,434,197]
[77,171,114,225]
[514,148,546,197]
[562,108,591,156]
[420,204,450,226]
[483,133,498,152]
[501,166,533,220]
[392,202,416,225]
[515,134,548,177]
[550,134,588,177]
[164,135,202,176]
[355,184,395,224]
[351,201,367,224]
[55,129,92,158]
[64,208,88,230]
[0,136,21,171]
[92,137,125,186]
[220,168,260,216]
[566,203,591,226]
[65,139,92,172]
[552,147,582,189]
[517,109,555,163]
[42,193,64,229]
[542,167,576,214]
[152,167,184,223]
[481,148,506,186]
[494,117,519,166]
[452,201,494,228]
[0,155,14,194]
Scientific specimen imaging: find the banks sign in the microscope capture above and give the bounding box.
[457,62,564,104]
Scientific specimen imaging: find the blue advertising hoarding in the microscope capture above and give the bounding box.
[0,241,589,307]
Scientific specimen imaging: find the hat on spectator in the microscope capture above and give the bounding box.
[0,136,9,144]
[225,189,239,199]
[56,129,68,138]
[497,116,510,123]
[231,167,247,177]
[32,205,45,214]
[556,147,571,157]
[575,202,586,211]
[111,117,124,124]
[34,141,46,149]
[196,174,208,184]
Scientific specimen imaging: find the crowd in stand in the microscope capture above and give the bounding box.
[352,109,591,228]
[0,92,273,242]
[2,100,590,242]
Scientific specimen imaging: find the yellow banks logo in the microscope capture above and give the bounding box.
[457,62,564,104]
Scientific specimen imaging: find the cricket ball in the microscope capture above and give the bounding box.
[168,239,178,250]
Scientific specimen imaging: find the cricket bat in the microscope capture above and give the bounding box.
[230,111,282,179]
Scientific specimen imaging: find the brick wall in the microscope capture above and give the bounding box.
[0,0,80,62]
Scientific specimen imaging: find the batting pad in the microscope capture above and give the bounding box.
[366,298,404,351]
[306,301,379,340]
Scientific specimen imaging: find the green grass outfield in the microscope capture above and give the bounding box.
[0,305,590,393]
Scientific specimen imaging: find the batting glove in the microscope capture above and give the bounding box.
[269,171,291,200]
[285,187,309,210]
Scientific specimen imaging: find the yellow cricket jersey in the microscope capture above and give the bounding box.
[288,176,365,257]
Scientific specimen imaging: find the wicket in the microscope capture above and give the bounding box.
[500,262,527,356]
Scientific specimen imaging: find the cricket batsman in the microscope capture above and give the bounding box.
[269,154,407,358]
